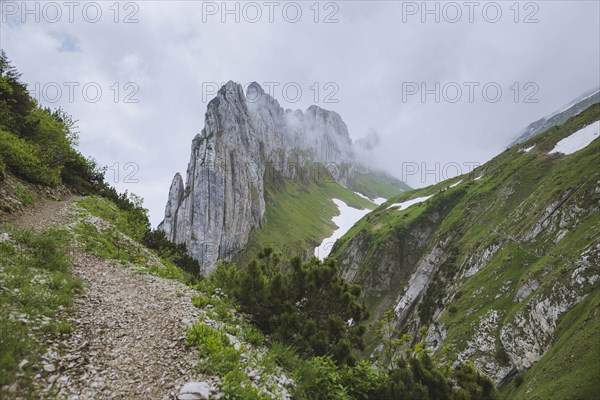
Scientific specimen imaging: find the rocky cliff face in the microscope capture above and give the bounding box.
[330,105,600,395]
[159,81,390,274]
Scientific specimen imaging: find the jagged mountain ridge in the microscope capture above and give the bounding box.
[159,81,407,273]
[330,104,600,398]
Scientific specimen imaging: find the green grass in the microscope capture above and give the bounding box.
[73,219,194,284]
[14,184,35,206]
[74,221,147,264]
[75,197,196,285]
[78,196,148,241]
[240,169,377,263]
[0,226,82,396]
[348,172,411,199]
[186,322,242,375]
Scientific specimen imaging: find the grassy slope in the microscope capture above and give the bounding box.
[348,172,411,199]
[0,225,83,397]
[330,104,600,397]
[241,169,377,263]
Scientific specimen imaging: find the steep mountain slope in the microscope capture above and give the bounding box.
[329,104,600,397]
[159,82,408,273]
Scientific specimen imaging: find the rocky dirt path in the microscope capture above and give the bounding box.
[5,198,213,399]
[1,195,81,231]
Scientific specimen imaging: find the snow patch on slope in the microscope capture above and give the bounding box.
[314,199,370,259]
[353,191,387,206]
[353,191,370,201]
[387,195,433,211]
[550,121,599,155]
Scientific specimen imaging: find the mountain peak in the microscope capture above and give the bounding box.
[160,80,406,272]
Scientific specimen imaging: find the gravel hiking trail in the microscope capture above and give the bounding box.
[3,197,210,399]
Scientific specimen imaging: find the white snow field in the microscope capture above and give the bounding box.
[353,191,371,201]
[550,121,599,155]
[523,145,535,153]
[353,192,387,206]
[387,195,433,211]
[314,199,371,259]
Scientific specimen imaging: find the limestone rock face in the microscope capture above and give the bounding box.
[159,81,377,274]
[160,173,184,242]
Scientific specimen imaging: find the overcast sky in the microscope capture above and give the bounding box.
[1,0,599,226]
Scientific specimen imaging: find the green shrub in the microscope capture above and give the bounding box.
[0,52,111,193]
[0,50,36,137]
[60,153,106,194]
[207,262,239,293]
[191,294,212,308]
[242,324,265,346]
[279,314,498,400]
[221,370,266,400]
[186,322,241,375]
[0,130,60,185]
[292,356,350,400]
[266,341,304,373]
[340,360,384,399]
[210,248,369,365]
[142,228,201,277]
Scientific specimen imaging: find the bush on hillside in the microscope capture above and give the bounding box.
[142,229,202,277]
[0,130,61,185]
[210,249,369,365]
[0,51,108,194]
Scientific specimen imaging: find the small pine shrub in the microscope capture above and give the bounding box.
[141,228,202,277]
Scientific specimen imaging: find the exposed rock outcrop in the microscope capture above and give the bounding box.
[159,81,397,273]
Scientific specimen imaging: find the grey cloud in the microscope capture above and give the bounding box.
[1,1,598,225]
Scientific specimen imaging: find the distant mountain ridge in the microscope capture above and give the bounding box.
[511,87,599,145]
[158,81,408,273]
